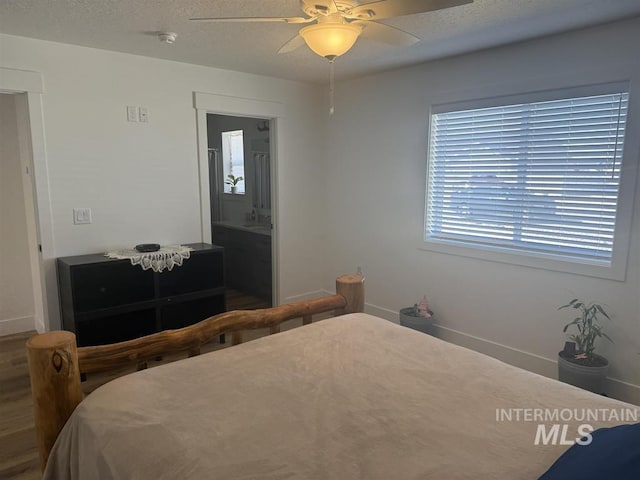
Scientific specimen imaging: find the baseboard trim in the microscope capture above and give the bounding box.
[361,300,640,405]
[364,303,400,322]
[0,315,35,336]
[34,316,45,334]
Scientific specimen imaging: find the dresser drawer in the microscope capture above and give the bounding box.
[71,262,155,312]
[158,250,224,296]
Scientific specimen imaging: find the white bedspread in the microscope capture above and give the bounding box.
[44,314,636,479]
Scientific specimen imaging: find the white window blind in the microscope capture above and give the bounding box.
[426,91,629,264]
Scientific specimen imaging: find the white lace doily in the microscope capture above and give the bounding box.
[105,245,193,273]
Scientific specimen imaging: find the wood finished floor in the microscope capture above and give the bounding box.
[0,290,273,480]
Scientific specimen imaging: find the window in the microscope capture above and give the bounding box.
[221,130,245,194]
[426,86,630,271]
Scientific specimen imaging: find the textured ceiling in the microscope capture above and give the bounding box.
[1,0,640,84]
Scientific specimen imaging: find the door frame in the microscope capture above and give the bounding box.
[194,92,284,305]
[1,67,55,333]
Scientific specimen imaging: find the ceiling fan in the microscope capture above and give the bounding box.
[191,0,472,113]
[191,0,472,58]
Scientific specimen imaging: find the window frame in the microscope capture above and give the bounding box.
[423,81,637,281]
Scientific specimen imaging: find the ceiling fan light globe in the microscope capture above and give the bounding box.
[300,23,361,58]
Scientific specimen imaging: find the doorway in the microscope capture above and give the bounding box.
[0,92,45,335]
[207,114,274,308]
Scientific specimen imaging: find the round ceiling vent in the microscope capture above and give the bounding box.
[158,32,178,44]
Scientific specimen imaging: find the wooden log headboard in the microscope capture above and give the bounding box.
[26,274,364,471]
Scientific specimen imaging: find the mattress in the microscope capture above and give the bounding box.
[44,313,636,479]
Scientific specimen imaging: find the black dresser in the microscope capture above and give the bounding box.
[57,243,225,346]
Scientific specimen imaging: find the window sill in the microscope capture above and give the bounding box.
[419,238,626,281]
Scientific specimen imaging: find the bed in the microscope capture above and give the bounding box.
[27,274,638,479]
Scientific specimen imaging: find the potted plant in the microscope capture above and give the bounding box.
[557,299,612,394]
[225,174,243,194]
[399,296,434,334]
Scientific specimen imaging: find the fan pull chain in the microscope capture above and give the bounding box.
[329,58,335,116]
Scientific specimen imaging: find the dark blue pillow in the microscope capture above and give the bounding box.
[539,423,640,479]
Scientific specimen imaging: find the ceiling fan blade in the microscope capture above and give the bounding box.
[278,34,306,54]
[347,0,472,20]
[190,16,314,24]
[354,20,420,47]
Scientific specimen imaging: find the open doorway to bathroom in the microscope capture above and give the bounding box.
[207,114,273,309]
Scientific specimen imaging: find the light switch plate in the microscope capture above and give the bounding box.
[73,208,92,225]
[126,106,138,122]
[138,107,148,123]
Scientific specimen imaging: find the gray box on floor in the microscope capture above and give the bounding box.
[399,307,434,334]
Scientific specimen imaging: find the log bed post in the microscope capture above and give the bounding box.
[26,331,83,472]
[335,274,365,315]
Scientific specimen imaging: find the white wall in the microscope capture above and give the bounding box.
[0,93,36,334]
[0,34,328,329]
[326,17,640,403]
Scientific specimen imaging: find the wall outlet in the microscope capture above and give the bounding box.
[138,107,148,123]
[73,208,92,225]
[126,106,138,122]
